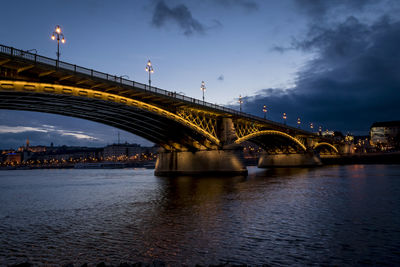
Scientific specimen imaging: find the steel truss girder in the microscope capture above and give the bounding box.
[234,120,263,138]
[176,108,218,139]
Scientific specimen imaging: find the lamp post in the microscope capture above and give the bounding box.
[200,81,206,103]
[283,112,287,125]
[262,105,267,119]
[310,122,314,130]
[297,117,301,128]
[238,95,243,112]
[51,25,65,62]
[145,60,154,88]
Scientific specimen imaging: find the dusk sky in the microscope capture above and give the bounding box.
[1,0,399,149]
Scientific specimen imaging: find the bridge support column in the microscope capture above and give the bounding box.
[258,152,322,168]
[155,149,248,176]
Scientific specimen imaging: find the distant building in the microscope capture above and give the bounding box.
[5,152,22,164]
[103,143,158,160]
[17,138,46,153]
[370,121,400,150]
[104,143,138,159]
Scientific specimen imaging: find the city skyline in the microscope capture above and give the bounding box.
[1,0,400,148]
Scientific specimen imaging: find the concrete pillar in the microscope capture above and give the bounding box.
[155,149,248,176]
[218,117,237,146]
[258,152,322,168]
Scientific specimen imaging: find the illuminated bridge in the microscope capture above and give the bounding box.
[0,44,339,175]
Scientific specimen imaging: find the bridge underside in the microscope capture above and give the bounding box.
[314,143,339,156]
[0,91,215,151]
[239,134,307,154]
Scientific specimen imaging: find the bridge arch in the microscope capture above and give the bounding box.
[235,130,307,152]
[0,80,220,150]
[313,142,339,154]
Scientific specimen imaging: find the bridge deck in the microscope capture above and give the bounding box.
[0,43,314,137]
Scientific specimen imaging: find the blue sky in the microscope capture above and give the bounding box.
[0,0,399,148]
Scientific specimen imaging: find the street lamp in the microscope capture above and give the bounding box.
[297,117,301,128]
[262,105,267,119]
[145,60,154,88]
[238,95,243,112]
[51,25,65,62]
[283,112,287,125]
[200,81,206,103]
[310,122,314,130]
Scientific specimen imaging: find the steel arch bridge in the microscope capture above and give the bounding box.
[0,44,339,174]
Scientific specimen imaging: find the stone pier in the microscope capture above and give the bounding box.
[258,153,322,168]
[154,149,248,176]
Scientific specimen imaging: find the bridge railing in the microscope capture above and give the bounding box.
[0,43,311,134]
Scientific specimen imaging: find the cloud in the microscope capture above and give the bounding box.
[0,126,48,134]
[294,0,375,20]
[243,16,400,134]
[57,131,98,140]
[0,125,99,140]
[217,74,224,81]
[213,0,259,11]
[0,124,100,149]
[152,1,205,36]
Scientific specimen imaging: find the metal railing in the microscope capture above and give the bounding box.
[0,43,310,134]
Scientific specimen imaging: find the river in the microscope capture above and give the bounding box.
[1,165,400,266]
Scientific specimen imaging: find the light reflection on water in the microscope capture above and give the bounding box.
[0,165,400,265]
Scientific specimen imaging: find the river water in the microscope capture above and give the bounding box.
[0,165,400,266]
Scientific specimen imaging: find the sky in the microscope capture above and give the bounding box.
[0,0,399,149]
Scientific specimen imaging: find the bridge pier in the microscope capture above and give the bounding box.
[258,152,322,168]
[154,148,248,176]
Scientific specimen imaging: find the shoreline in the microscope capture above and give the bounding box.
[2,153,399,171]
[321,152,400,165]
[0,161,156,171]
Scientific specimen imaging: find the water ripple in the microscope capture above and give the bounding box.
[0,166,400,265]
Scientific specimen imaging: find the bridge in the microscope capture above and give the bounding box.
[0,44,339,175]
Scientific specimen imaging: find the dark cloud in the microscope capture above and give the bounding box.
[152,1,204,36]
[294,0,376,20]
[244,16,400,134]
[217,74,224,81]
[214,0,259,11]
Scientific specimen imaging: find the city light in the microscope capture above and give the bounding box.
[283,112,287,125]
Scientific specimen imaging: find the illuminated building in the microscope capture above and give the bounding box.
[370,121,400,150]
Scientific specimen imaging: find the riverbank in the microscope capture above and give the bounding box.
[0,161,156,170]
[321,151,400,165]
